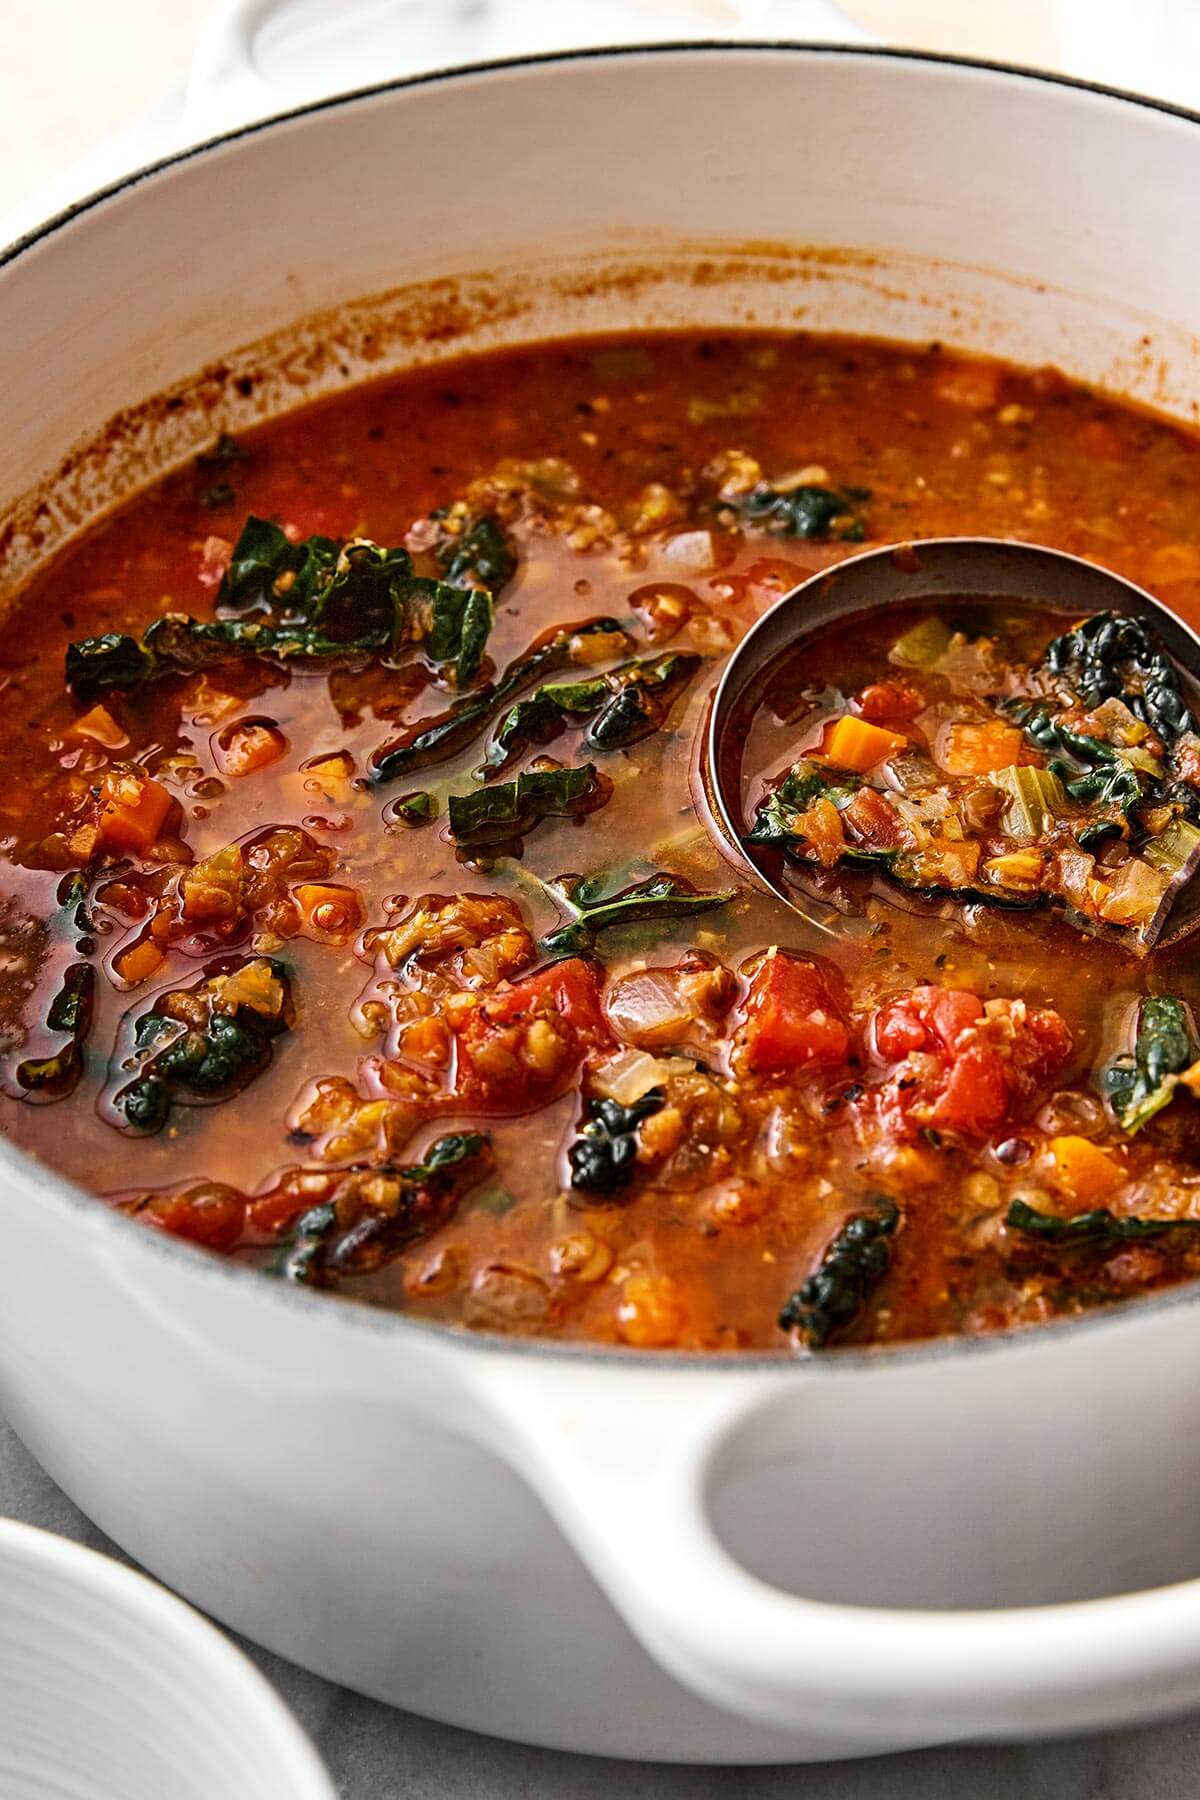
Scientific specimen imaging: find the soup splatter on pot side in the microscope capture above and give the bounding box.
[4,330,1200,1351]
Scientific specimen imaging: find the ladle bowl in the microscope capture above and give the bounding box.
[705,537,1200,952]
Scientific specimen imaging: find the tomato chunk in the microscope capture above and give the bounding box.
[841,786,910,851]
[735,953,850,1073]
[453,957,611,1108]
[870,985,1071,1137]
[130,1183,245,1251]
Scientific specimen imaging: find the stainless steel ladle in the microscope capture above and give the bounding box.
[704,537,1200,953]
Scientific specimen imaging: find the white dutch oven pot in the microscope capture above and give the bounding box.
[4,45,1200,1764]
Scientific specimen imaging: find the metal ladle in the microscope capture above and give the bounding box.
[704,537,1200,953]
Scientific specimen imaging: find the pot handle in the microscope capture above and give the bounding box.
[461,1353,1200,1747]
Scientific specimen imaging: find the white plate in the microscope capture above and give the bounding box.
[0,1518,334,1800]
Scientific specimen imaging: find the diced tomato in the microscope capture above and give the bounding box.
[855,681,923,724]
[484,957,609,1043]
[454,957,611,1109]
[875,987,986,1059]
[131,1184,245,1251]
[929,1042,1012,1134]
[868,985,1071,1138]
[734,953,850,1074]
[841,786,910,851]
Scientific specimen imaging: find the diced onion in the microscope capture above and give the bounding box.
[590,1048,692,1107]
[604,969,696,1048]
[663,529,716,571]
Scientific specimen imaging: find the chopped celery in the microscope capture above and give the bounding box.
[1144,817,1200,875]
[889,616,954,670]
[994,765,1065,837]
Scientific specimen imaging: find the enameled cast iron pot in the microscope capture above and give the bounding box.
[5,44,1200,1764]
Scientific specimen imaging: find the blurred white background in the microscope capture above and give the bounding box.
[5,0,1200,231]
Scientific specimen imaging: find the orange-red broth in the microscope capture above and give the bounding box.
[2,332,1200,1349]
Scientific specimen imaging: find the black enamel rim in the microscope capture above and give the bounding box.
[5,40,1200,1372]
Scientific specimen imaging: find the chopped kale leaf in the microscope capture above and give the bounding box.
[1006,1198,1200,1249]
[732,482,870,542]
[568,1090,665,1196]
[66,516,496,698]
[778,1196,900,1348]
[539,871,735,955]
[1042,611,1195,742]
[432,511,517,593]
[1100,994,1199,1134]
[484,652,700,772]
[368,617,631,786]
[14,963,95,1096]
[277,1132,492,1286]
[447,764,609,851]
[112,956,293,1134]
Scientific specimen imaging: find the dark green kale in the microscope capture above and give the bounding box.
[432,511,517,592]
[368,617,630,786]
[1002,700,1149,833]
[1003,697,1200,871]
[65,633,155,697]
[1099,994,1199,1134]
[14,963,95,1096]
[778,1197,900,1348]
[426,585,493,685]
[277,1133,492,1286]
[568,1090,665,1196]
[731,482,870,542]
[447,764,609,851]
[386,790,436,828]
[483,652,700,772]
[1006,1197,1200,1249]
[539,871,735,955]
[1042,611,1195,742]
[65,516,495,699]
[113,957,293,1134]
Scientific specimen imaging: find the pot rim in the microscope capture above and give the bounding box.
[6,38,1200,1376]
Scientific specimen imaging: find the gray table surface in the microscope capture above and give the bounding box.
[1,1415,1197,1799]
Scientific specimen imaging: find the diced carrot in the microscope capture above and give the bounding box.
[939,721,1025,776]
[824,715,907,772]
[794,796,844,867]
[97,769,172,853]
[113,938,165,985]
[1048,1136,1124,1204]
[215,719,287,777]
[293,882,365,944]
[69,704,128,749]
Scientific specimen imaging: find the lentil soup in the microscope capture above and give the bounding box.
[4,330,1200,1351]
